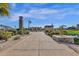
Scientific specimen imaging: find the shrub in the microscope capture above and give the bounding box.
[24,30,29,34]
[17,29,23,35]
[74,38,79,45]
[45,29,53,37]
[13,35,20,40]
[45,29,49,33]
[17,29,29,35]
[0,31,12,41]
[53,30,60,35]
[3,31,12,41]
[11,30,17,35]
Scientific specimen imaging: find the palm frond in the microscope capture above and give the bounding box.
[0,3,9,16]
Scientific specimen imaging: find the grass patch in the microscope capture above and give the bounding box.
[64,30,79,35]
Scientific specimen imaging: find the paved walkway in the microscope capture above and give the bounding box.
[0,32,78,56]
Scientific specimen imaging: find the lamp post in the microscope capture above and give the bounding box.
[15,26,17,35]
[28,20,32,30]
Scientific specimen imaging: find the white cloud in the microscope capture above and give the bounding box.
[29,9,58,14]
[10,8,58,20]
[9,9,61,21]
[26,8,60,19]
[10,7,79,21]
[9,13,31,21]
[27,8,77,20]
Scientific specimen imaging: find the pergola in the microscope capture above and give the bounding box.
[0,24,15,31]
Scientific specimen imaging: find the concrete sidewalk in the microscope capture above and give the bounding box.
[0,32,78,56]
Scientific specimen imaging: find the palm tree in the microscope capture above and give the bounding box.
[0,3,9,32]
[0,3,9,16]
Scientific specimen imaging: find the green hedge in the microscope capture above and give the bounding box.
[74,38,79,45]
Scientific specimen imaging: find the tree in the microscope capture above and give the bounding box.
[0,3,9,16]
[59,25,66,35]
[67,26,76,30]
[0,3,9,32]
[60,25,66,29]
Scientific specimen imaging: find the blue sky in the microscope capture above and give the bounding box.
[1,3,79,28]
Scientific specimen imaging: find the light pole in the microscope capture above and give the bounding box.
[15,26,17,35]
[28,20,32,30]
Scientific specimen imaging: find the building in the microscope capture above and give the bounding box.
[67,26,76,30]
[44,24,54,30]
[29,27,42,31]
[19,16,24,30]
[76,24,79,30]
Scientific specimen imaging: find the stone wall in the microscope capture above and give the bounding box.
[52,35,75,43]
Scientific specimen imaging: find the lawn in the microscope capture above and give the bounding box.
[63,30,79,45]
[64,30,79,35]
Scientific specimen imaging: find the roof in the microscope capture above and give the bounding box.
[44,25,53,28]
[0,24,14,30]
